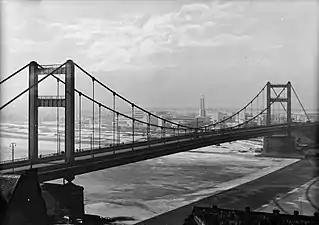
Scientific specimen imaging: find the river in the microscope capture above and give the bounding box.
[0,122,297,224]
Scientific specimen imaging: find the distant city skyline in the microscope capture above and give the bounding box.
[0,0,318,116]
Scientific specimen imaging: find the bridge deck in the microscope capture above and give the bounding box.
[0,123,316,182]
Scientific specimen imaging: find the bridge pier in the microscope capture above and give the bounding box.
[63,174,75,183]
[41,181,84,222]
[262,135,298,157]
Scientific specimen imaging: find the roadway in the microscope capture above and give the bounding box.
[0,122,317,182]
[0,135,197,181]
[0,133,195,170]
[0,136,193,174]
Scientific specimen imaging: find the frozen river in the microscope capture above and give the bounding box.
[0,122,297,224]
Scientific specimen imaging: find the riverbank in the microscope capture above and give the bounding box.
[136,159,316,225]
[255,176,319,215]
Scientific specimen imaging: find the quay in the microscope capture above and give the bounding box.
[136,158,318,225]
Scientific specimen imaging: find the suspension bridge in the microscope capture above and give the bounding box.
[0,59,317,182]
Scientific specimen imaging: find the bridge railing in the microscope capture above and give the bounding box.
[0,131,195,166]
[74,132,196,155]
[1,121,315,168]
[2,123,271,166]
[38,95,65,99]
[0,156,29,164]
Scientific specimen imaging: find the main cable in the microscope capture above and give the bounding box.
[74,62,193,130]
[47,71,186,131]
[0,63,30,85]
[201,84,267,129]
[0,62,67,111]
[230,87,286,129]
[271,87,287,113]
[292,86,311,122]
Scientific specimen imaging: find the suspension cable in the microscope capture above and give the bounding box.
[147,113,150,142]
[113,93,116,146]
[79,92,82,150]
[72,86,183,131]
[271,87,287,112]
[161,126,163,139]
[116,113,119,145]
[163,121,166,140]
[244,107,247,122]
[92,78,95,149]
[262,89,265,125]
[250,102,252,117]
[74,62,193,130]
[256,95,259,124]
[272,100,275,123]
[99,104,101,148]
[45,65,194,132]
[292,86,311,122]
[0,62,66,111]
[0,63,30,85]
[262,88,265,110]
[132,104,135,148]
[231,87,286,129]
[277,97,280,123]
[202,83,267,129]
[57,79,60,154]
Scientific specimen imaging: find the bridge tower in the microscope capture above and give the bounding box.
[264,81,296,156]
[266,81,292,127]
[29,60,75,165]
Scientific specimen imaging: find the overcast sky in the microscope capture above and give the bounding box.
[1,0,318,113]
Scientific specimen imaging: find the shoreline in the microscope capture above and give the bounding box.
[0,131,145,145]
[136,159,316,225]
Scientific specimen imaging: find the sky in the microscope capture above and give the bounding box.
[0,0,318,115]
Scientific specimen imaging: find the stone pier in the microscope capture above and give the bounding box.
[41,182,85,222]
[263,135,299,157]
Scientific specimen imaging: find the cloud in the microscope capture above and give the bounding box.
[29,1,246,72]
[209,34,252,46]
[3,37,50,55]
[178,33,251,47]
[1,0,318,112]
[0,1,259,72]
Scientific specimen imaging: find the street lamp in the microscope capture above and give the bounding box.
[9,142,16,171]
[90,134,94,158]
[57,131,61,154]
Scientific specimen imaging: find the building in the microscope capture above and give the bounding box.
[197,116,211,126]
[244,113,253,121]
[218,112,228,121]
[158,115,172,128]
[258,114,267,125]
[199,95,206,117]
[186,116,211,128]
[308,112,319,121]
[229,112,237,122]
[171,115,195,126]
[118,118,131,127]
[155,110,171,117]
[133,109,146,121]
[148,115,159,127]
[293,112,319,122]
